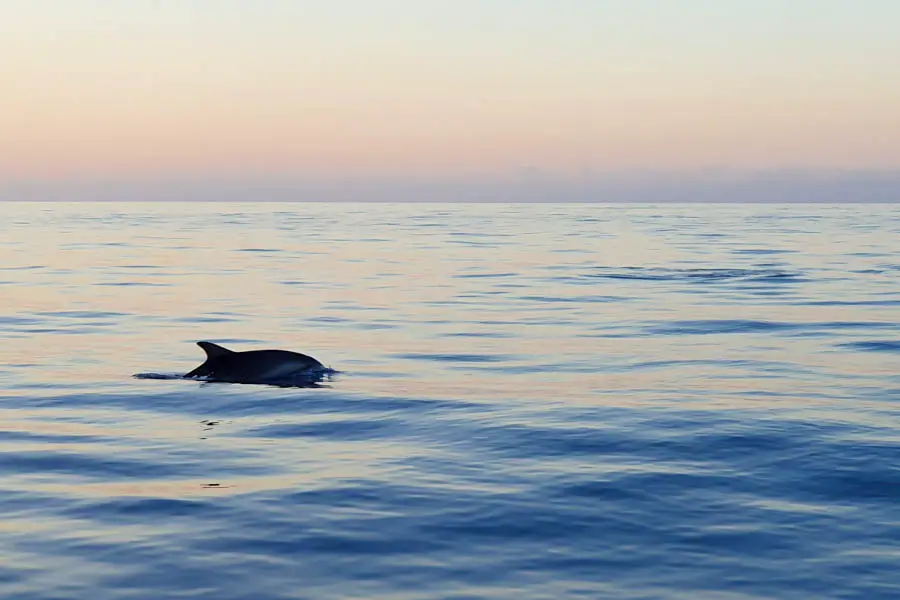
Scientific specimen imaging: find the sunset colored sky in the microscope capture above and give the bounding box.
[2,1,899,191]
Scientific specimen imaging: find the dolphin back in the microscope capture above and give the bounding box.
[184,341,327,384]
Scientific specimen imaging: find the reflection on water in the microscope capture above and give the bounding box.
[0,203,899,599]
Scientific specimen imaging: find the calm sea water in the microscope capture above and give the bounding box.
[1,202,898,599]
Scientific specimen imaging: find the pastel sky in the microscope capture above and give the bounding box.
[2,0,899,184]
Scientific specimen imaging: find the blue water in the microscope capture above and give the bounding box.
[1,203,898,599]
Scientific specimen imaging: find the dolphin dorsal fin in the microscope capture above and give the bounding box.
[197,341,233,358]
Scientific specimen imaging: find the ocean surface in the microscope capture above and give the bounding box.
[0,202,898,600]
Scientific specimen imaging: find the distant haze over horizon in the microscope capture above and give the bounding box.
[2,1,899,201]
[5,169,899,203]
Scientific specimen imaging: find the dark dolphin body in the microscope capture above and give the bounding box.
[184,341,328,385]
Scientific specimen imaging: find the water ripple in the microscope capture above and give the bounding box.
[585,266,805,283]
[0,203,899,600]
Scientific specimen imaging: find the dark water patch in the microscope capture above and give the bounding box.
[733,248,796,255]
[0,488,82,515]
[419,500,606,546]
[455,272,518,279]
[244,418,395,441]
[283,277,348,289]
[275,483,435,516]
[96,282,171,287]
[0,450,221,479]
[0,429,110,445]
[516,295,626,304]
[307,316,352,323]
[447,239,505,247]
[802,299,900,306]
[585,267,804,284]
[838,341,900,353]
[848,251,888,258]
[35,311,128,319]
[457,291,514,298]
[646,319,798,336]
[210,392,482,419]
[787,441,900,505]
[22,327,115,335]
[355,322,399,330]
[625,358,783,372]
[448,231,514,238]
[683,430,812,466]
[440,331,513,339]
[65,497,225,522]
[93,555,256,597]
[647,319,896,337]
[24,390,238,416]
[450,422,639,459]
[471,319,523,326]
[172,315,239,323]
[460,360,617,375]
[62,241,132,249]
[0,316,42,326]
[392,353,516,363]
[323,301,392,312]
[817,321,898,330]
[203,524,446,559]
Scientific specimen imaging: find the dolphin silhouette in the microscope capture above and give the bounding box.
[184,341,328,385]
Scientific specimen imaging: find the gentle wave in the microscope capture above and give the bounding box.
[584,266,805,283]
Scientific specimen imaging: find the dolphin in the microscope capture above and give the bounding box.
[184,341,328,385]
